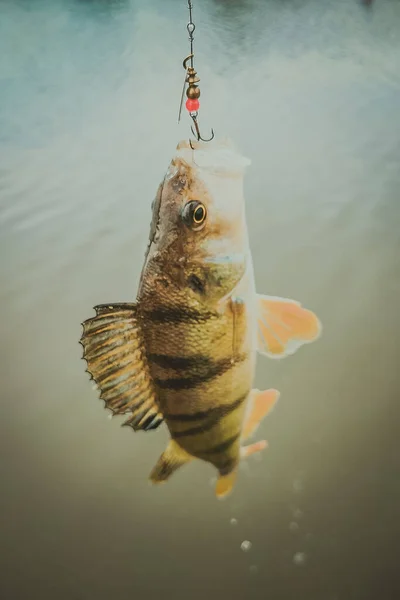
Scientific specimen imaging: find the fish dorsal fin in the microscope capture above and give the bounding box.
[257,294,322,359]
[80,303,163,431]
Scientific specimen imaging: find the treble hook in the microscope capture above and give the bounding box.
[190,112,214,142]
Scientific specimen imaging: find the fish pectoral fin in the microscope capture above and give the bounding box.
[256,294,322,359]
[240,440,268,459]
[242,388,280,442]
[149,440,192,484]
[80,303,163,432]
[216,469,238,500]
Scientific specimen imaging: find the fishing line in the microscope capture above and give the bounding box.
[178,0,214,143]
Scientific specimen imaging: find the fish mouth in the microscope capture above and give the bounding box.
[174,139,251,174]
[176,138,237,152]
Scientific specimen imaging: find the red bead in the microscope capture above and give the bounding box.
[186,98,200,112]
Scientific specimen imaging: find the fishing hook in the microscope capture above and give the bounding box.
[190,113,215,142]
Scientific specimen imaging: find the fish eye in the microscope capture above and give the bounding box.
[182,201,207,230]
[193,204,206,224]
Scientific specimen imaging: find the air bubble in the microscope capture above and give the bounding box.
[293,552,307,566]
[230,518,238,526]
[241,540,252,552]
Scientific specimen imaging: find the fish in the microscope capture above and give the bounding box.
[80,138,322,499]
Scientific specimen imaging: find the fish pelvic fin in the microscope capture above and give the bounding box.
[242,388,280,442]
[80,303,163,431]
[240,440,268,458]
[149,440,192,484]
[216,468,238,500]
[256,294,322,359]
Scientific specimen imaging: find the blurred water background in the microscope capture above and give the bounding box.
[1,0,400,598]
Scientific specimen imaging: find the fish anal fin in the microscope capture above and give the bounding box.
[216,469,238,500]
[242,388,280,441]
[80,303,163,432]
[257,294,322,359]
[149,440,192,484]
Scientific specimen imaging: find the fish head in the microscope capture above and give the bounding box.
[144,138,252,305]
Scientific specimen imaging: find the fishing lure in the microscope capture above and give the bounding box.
[80,1,322,499]
[177,0,214,142]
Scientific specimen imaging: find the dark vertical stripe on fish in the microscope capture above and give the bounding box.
[148,353,209,370]
[153,353,247,390]
[168,393,248,438]
[141,306,216,324]
[200,432,241,456]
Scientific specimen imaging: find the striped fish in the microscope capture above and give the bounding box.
[80,138,322,498]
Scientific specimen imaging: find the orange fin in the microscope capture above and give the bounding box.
[216,469,238,500]
[149,440,192,484]
[242,388,280,441]
[257,294,322,359]
[241,440,268,458]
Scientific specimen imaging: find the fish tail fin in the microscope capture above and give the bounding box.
[215,468,238,500]
[149,440,192,484]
